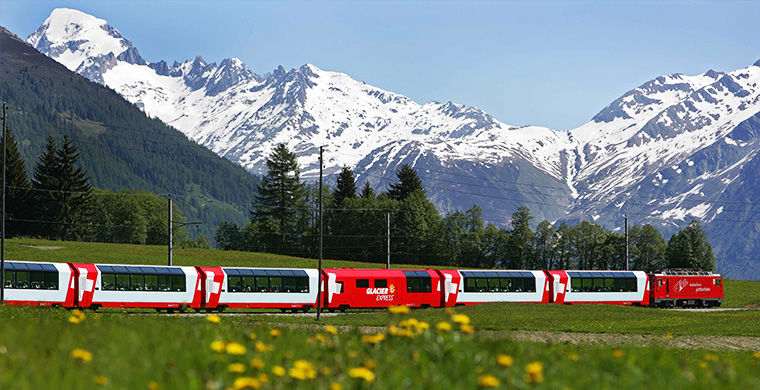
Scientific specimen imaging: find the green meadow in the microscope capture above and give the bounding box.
[2,238,760,388]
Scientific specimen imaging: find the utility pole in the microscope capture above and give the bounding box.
[386,212,390,269]
[316,146,323,321]
[624,214,629,270]
[168,194,172,266]
[1,102,6,303]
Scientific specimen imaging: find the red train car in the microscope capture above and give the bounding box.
[322,268,442,311]
[2,260,76,307]
[649,269,723,307]
[548,270,650,305]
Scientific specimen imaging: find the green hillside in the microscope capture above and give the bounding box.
[0,26,258,241]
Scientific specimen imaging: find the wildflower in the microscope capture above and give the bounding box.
[68,309,86,324]
[363,359,377,370]
[250,358,264,369]
[229,363,247,373]
[269,329,281,337]
[255,341,272,352]
[451,313,470,325]
[93,375,108,386]
[497,354,514,367]
[361,333,386,345]
[388,305,410,314]
[316,334,326,344]
[477,374,500,388]
[412,352,420,361]
[348,367,375,383]
[460,324,474,334]
[288,360,317,380]
[257,373,268,384]
[524,361,544,383]
[148,381,160,390]
[210,340,226,353]
[232,377,261,389]
[569,353,579,361]
[226,342,247,355]
[320,367,331,376]
[205,314,221,324]
[307,336,315,344]
[248,332,257,340]
[348,350,359,358]
[325,325,338,335]
[272,365,285,377]
[665,333,674,339]
[754,352,760,359]
[699,361,708,368]
[613,349,624,358]
[71,348,93,363]
[705,353,718,361]
[437,321,452,332]
[330,382,343,390]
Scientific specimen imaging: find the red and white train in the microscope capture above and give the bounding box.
[1,260,723,311]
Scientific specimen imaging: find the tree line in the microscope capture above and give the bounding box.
[1,128,204,247]
[216,144,716,272]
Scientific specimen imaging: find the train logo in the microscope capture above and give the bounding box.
[675,279,689,293]
[389,284,395,294]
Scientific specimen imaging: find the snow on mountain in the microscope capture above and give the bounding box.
[26,8,760,277]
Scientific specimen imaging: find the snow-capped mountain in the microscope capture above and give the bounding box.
[27,8,760,278]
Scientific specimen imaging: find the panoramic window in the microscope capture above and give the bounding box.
[356,279,369,288]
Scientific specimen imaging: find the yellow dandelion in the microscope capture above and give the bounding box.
[665,333,674,339]
[460,324,474,334]
[705,353,718,361]
[613,349,624,358]
[754,351,760,359]
[147,381,159,390]
[569,353,579,361]
[255,341,271,353]
[210,340,226,353]
[412,352,420,361]
[269,329,281,337]
[329,382,343,390]
[205,314,221,324]
[250,358,264,369]
[524,361,544,383]
[307,336,315,344]
[451,313,470,325]
[388,305,410,314]
[325,325,338,335]
[229,363,247,373]
[316,333,326,343]
[348,350,359,358]
[248,332,257,340]
[477,374,500,388]
[437,321,452,332]
[320,366,331,376]
[272,365,285,377]
[288,360,317,380]
[699,361,708,368]
[348,367,375,383]
[497,354,514,367]
[71,348,93,363]
[363,359,377,370]
[257,373,268,384]
[93,375,108,386]
[68,309,86,324]
[226,342,247,355]
[232,377,260,390]
[361,333,386,345]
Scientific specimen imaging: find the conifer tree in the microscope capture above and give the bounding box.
[1,127,31,236]
[250,144,308,253]
[332,166,357,207]
[666,219,715,271]
[387,164,424,201]
[32,136,60,238]
[360,181,375,198]
[56,135,94,240]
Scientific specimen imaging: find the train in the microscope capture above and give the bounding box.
[1,260,723,311]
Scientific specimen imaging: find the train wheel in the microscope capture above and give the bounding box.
[280,308,287,313]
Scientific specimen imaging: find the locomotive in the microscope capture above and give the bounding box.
[1,260,723,311]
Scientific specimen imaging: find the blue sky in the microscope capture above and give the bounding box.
[2,0,760,130]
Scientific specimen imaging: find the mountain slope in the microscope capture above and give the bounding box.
[0,25,258,241]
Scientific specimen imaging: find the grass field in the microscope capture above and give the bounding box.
[1,305,759,389]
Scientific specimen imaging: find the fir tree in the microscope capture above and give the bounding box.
[250,144,308,253]
[387,164,424,201]
[1,127,31,236]
[332,166,357,207]
[55,135,94,240]
[360,181,375,198]
[32,136,60,238]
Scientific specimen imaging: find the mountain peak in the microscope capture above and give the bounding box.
[27,8,144,81]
